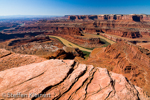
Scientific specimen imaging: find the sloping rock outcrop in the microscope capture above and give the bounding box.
[0,49,46,71]
[42,47,84,59]
[84,41,150,96]
[0,59,149,100]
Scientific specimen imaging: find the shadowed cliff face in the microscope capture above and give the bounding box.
[84,41,150,96]
[0,32,41,42]
[68,14,150,22]
[70,16,76,20]
[0,59,149,100]
[132,15,141,22]
[89,15,97,20]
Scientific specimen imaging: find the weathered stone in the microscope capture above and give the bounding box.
[0,59,149,100]
[84,41,150,96]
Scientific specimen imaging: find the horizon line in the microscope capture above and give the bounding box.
[0,13,150,16]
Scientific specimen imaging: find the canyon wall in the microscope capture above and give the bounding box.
[3,25,104,48]
[68,14,150,22]
[68,15,150,38]
[84,41,150,96]
[83,27,142,38]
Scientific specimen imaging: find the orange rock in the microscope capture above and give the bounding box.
[0,59,149,100]
[0,49,46,71]
[0,49,11,58]
[84,41,150,96]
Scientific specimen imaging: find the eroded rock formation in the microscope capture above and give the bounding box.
[0,49,46,71]
[84,41,150,96]
[2,25,104,48]
[67,14,150,39]
[68,14,150,22]
[0,35,64,56]
[42,47,84,59]
[0,59,149,100]
[0,36,85,61]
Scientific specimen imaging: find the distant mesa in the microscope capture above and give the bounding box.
[68,14,150,22]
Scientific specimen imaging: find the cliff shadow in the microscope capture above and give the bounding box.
[0,32,42,42]
[132,16,140,22]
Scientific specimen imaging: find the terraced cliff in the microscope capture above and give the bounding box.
[84,41,150,96]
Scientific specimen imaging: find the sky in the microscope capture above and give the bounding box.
[0,0,150,16]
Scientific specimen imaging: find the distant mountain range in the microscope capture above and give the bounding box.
[0,15,63,19]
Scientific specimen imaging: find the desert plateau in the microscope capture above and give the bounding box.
[0,0,150,99]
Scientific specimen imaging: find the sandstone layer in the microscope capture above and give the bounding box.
[0,35,64,55]
[1,25,104,48]
[68,14,150,22]
[0,59,149,100]
[3,15,150,49]
[67,14,150,39]
[0,35,85,60]
[0,49,46,71]
[84,41,150,96]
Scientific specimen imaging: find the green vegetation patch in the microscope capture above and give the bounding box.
[100,38,111,47]
[82,50,91,59]
[69,44,72,46]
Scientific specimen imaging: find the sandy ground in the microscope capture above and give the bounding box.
[83,33,115,44]
[95,34,115,44]
[49,35,92,52]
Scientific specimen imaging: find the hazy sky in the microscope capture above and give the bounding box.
[0,0,150,16]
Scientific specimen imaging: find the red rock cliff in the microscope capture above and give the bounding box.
[84,41,150,96]
[68,14,150,22]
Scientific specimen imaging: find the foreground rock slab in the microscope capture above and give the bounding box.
[0,59,149,100]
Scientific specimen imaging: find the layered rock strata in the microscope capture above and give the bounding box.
[0,59,149,100]
[0,49,46,71]
[68,14,150,22]
[84,41,150,96]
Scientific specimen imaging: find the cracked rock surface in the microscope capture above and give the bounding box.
[0,59,149,100]
[84,41,150,96]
